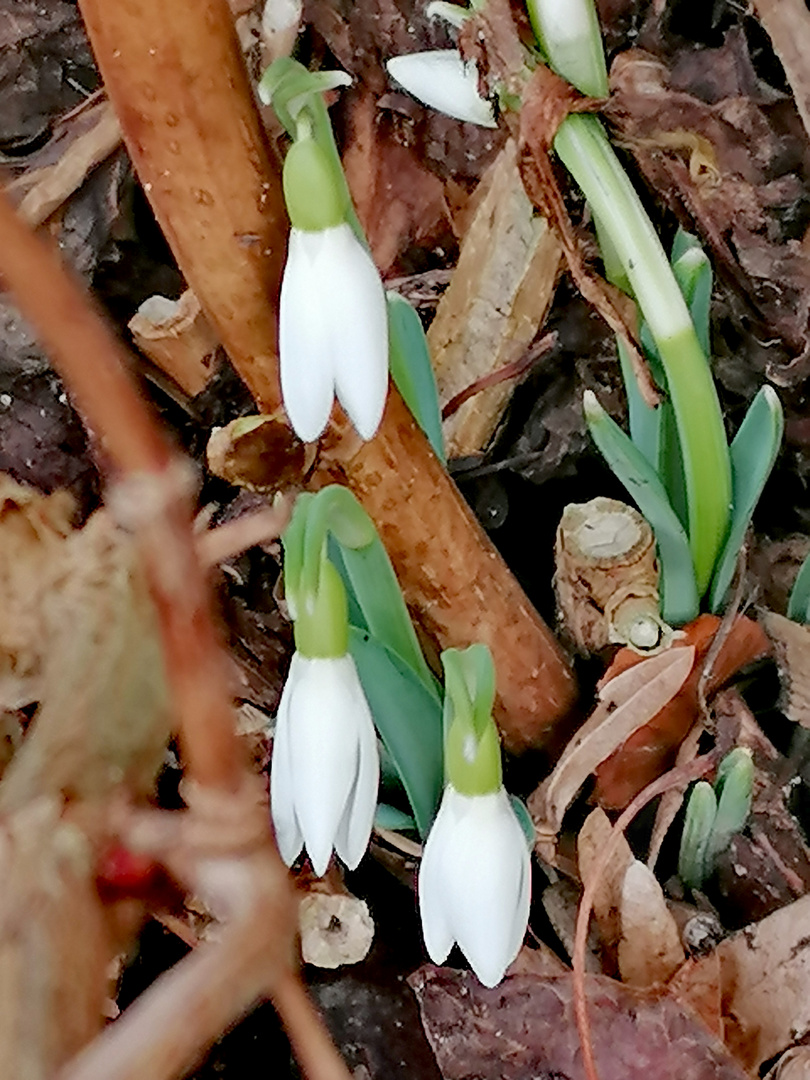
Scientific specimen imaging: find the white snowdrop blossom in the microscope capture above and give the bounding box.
[386,51,496,128]
[419,784,530,987]
[279,222,389,443]
[271,652,380,876]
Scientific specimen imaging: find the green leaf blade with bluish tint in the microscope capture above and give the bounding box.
[387,292,446,463]
[709,386,783,613]
[584,390,699,626]
[349,627,443,837]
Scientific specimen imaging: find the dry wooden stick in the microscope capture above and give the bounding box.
[76,0,578,750]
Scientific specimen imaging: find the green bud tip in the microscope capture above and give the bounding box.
[283,135,347,232]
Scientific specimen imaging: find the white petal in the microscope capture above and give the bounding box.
[321,225,389,440]
[418,792,457,964]
[279,228,336,442]
[386,52,497,129]
[270,655,304,866]
[333,664,380,868]
[286,655,366,876]
[431,787,530,987]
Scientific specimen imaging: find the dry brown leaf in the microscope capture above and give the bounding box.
[530,645,694,864]
[753,1,810,146]
[674,892,810,1071]
[410,966,749,1080]
[607,49,810,381]
[578,807,633,974]
[761,611,810,728]
[595,615,771,810]
[428,139,562,457]
[618,860,685,987]
[668,952,723,1039]
[4,94,122,227]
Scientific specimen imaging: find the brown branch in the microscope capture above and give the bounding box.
[77,0,288,412]
[76,0,578,751]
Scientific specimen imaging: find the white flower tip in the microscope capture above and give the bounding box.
[386,51,497,128]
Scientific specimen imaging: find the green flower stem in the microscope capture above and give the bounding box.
[554,113,731,594]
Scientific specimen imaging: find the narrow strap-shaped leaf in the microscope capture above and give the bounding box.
[584,390,699,626]
[349,627,443,837]
[673,243,712,357]
[339,537,439,694]
[387,293,446,463]
[709,386,783,613]
[617,336,662,470]
[788,549,810,624]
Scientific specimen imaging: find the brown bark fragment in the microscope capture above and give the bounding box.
[78,0,288,412]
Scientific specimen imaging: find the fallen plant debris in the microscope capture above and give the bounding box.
[7,0,810,1077]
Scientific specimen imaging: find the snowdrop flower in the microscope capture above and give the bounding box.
[418,644,530,987]
[419,783,530,987]
[279,132,388,443]
[386,51,497,128]
[271,651,380,876]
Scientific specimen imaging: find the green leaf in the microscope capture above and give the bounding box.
[709,386,783,612]
[387,293,446,463]
[374,803,417,832]
[584,390,699,626]
[678,780,717,891]
[349,627,443,837]
[617,337,662,471]
[339,536,438,694]
[710,748,753,862]
[672,242,712,357]
[788,550,810,624]
[509,794,536,850]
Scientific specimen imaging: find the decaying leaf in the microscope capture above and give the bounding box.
[595,615,771,810]
[542,879,602,972]
[428,139,562,457]
[673,892,810,1071]
[753,0,810,147]
[530,645,694,865]
[618,860,684,987]
[607,49,810,383]
[409,966,749,1080]
[578,807,633,974]
[761,610,810,728]
[299,894,375,969]
[668,952,723,1039]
